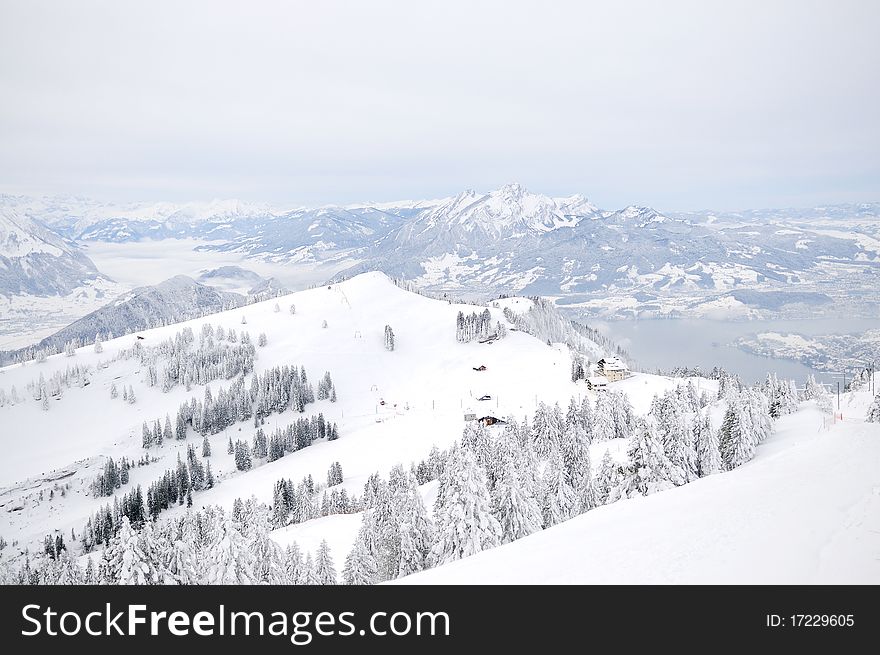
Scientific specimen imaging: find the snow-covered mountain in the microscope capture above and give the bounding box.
[0,208,109,296]
[0,276,248,365]
[0,195,280,242]
[4,188,879,318]
[1,271,876,586]
[0,272,609,555]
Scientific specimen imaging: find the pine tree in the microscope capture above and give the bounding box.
[719,395,754,471]
[430,447,501,566]
[531,402,562,460]
[610,420,678,500]
[592,393,616,441]
[384,325,395,351]
[258,333,267,347]
[314,539,337,585]
[110,383,118,399]
[284,543,303,585]
[301,553,318,585]
[693,411,721,477]
[94,334,103,354]
[83,557,96,584]
[541,451,576,528]
[651,392,693,484]
[867,392,880,423]
[207,519,255,584]
[109,517,157,585]
[202,435,212,458]
[343,528,378,585]
[491,458,542,544]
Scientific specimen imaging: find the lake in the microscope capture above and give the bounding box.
[584,317,879,386]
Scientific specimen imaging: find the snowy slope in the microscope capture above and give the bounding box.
[3,270,868,585]
[397,398,880,584]
[1,272,642,552]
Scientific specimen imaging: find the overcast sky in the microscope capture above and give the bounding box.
[0,0,878,211]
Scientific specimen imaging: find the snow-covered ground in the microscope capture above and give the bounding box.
[3,270,874,585]
[397,392,880,584]
[2,272,681,555]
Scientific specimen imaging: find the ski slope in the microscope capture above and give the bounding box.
[396,398,880,584]
[2,272,692,554]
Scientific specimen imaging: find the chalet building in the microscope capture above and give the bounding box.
[463,412,477,421]
[478,415,505,427]
[586,376,609,392]
[597,356,629,382]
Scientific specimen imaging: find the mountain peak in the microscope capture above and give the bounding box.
[496,182,528,197]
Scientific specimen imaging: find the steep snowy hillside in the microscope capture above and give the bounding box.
[0,209,110,296]
[398,396,880,584]
[0,272,624,556]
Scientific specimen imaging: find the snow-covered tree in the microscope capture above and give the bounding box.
[650,391,695,484]
[592,392,616,442]
[94,334,104,354]
[693,411,721,477]
[531,402,562,460]
[610,420,678,500]
[867,393,880,423]
[491,457,542,544]
[541,451,577,528]
[719,394,755,471]
[343,528,378,585]
[609,390,636,440]
[102,517,158,585]
[802,374,823,401]
[430,447,501,566]
[206,519,255,584]
[384,325,395,351]
[571,354,586,382]
[258,333,267,347]
[313,540,337,585]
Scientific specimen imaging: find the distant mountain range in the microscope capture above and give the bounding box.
[0,208,111,296]
[2,187,878,320]
[0,275,254,364]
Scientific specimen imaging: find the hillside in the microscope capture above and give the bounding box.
[397,398,880,584]
[1,271,874,586]
[0,276,249,365]
[0,272,626,555]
